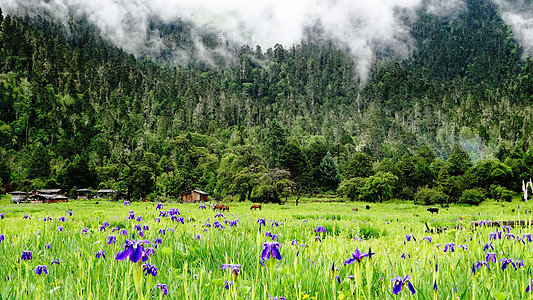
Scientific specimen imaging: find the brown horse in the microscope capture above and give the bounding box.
[352,207,358,212]
[214,204,224,211]
[250,204,262,210]
[221,205,229,211]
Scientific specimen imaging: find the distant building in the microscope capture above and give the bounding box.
[9,191,29,203]
[97,189,115,199]
[76,188,92,200]
[181,190,208,203]
[31,189,66,203]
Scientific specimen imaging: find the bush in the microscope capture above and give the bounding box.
[359,224,386,239]
[459,189,485,206]
[414,187,448,205]
[337,177,367,201]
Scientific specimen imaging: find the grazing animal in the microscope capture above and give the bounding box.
[221,205,229,212]
[214,204,224,211]
[365,205,370,210]
[352,208,358,212]
[427,207,439,214]
[250,204,262,210]
[95,202,99,205]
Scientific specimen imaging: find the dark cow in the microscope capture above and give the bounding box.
[250,204,262,210]
[365,205,370,210]
[427,207,439,214]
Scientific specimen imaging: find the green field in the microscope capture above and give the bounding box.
[0,197,532,299]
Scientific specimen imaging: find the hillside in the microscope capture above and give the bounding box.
[0,0,532,204]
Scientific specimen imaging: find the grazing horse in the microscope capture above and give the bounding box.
[250,204,262,210]
[365,205,370,210]
[214,204,224,211]
[427,207,439,214]
[221,205,229,211]
[352,208,358,212]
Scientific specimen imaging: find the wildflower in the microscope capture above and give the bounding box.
[459,244,468,251]
[107,235,117,245]
[353,237,362,242]
[123,201,131,206]
[444,243,456,252]
[115,239,152,263]
[198,204,206,209]
[516,260,525,268]
[257,218,266,226]
[136,216,143,222]
[155,237,163,245]
[45,244,51,249]
[221,264,241,276]
[229,220,238,227]
[401,253,406,259]
[66,211,73,216]
[490,231,502,240]
[152,283,168,295]
[473,261,490,272]
[422,236,432,243]
[315,236,321,242]
[215,213,224,218]
[314,226,326,233]
[51,259,60,265]
[194,234,201,240]
[406,235,416,242]
[82,228,89,234]
[291,239,298,246]
[224,280,233,289]
[95,250,106,259]
[156,203,164,210]
[271,234,279,241]
[35,265,48,275]
[119,229,127,235]
[0,213,5,219]
[486,252,497,263]
[58,216,65,222]
[502,225,512,233]
[213,221,225,229]
[499,258,517,270]
[268,296,286,300]
[265,231,273,238]
[143,263,158,276]
[344,248,369,265]
[483,242,494,251]
[21,251,33,260]
[0,234,4,242]
[128,213,135,220]
[271,220,279,227]
[261,242,282,261]
[391,275,415,295]
[504,233,516,242]
[143,225,149,231]
[155,217,160,223]
[23,214,30,220]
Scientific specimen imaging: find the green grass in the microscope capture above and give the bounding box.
[0,199,531,299]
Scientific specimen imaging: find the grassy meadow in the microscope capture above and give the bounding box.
[0,196,532,299]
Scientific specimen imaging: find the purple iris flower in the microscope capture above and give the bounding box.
[51,259,60,265]
[134,224,142,231]
[66,211,73,216]
[136,216,143,222]
[490,231,502,240]
[444,243,456,252]
[152,283,168,295]
[291,239,298,246]
[107,235,117,245]
[155,237,163,245]
[221,264,241,275]
[344,248,369,265]
[198,204,206,209]
[261,242,282,261]
[194,234,201,240]
[35,265,48,275]
[21,251,32,260]
[167,228,174,232]
[527,280,533,293]
[354,237,362,242]
[499,258,517,270]
[143,263,158,276]
[502,226,512,233]
[391,275,415,295]
[0,234,4,242]
[265,232,273,238]
[271,221,279,227]
[203,222,211,228]
[115,239,152,263]
[269,296,286,300]
[123,201,131,206]
[119,229,127,235]
[483,242,494,251]
[45,244,51,249]
[23,214,30,220]
[406,235,416,242]
[215,213,224,218]
[156,203,164,210]
[516,260,525,268]
[143,225,149,231]
[128,213,135,220]
[58,216,65,222]
[175,217,184,224]
[505,233,516,242]
[0,213,5,219]
[473,261,490,272]
[95,250,106,259]
[229,220,238,227]
[315,236,321,242]
[314,226,326,233]
[422,236,432,243]
[401,253,406,259]
[486,252,497,263]
[224,281,233,289]
[271,234,279,241]
[213,221,225,229]
[257,218,266,226]
[82,228,89,234]
[155,217,160,223]
[459,244,468,251]
[57,226,64,232]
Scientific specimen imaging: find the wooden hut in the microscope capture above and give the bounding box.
[76,188,92,200]
[9,191,28,203]
[181,190,208,203]
[97,189,115,199]
[45,195,68,204]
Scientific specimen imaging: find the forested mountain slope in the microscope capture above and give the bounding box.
[1,0,532,204]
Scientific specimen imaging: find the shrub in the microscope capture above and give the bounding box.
[359,224,386,239]
[414,187,447,205]
[459,189,485,206]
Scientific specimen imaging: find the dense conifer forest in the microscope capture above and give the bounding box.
[1,0,533,205]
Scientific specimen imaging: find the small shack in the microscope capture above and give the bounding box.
[45,195,68,204]
[31,189,66,203]
[97,189,115,199]
[76,188,92,200]
[181,190,209,203]
[9,191,29,203]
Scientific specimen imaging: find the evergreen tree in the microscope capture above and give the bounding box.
[317,152,341,191]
